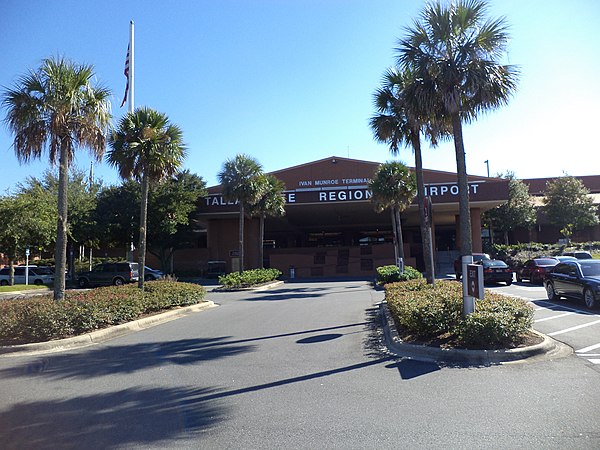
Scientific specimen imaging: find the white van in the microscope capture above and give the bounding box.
[0,267,54,286]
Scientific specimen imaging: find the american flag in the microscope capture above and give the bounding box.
[120,44,130,108]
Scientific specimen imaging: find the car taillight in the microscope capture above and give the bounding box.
[484,269,493,273]
[129,271,133,278]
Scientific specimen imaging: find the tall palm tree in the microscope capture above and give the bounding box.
[107,107,186,289]
[370,67,448,284]
[397,0,518,257]
[248,174,286,268]
[369,162,417,267]
[2,56,111,300]
[218,154,264,272]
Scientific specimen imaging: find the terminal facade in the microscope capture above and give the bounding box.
[194,156,512,277]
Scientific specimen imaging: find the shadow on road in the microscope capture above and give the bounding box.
[0,386,227,450]
[0,338,256,380]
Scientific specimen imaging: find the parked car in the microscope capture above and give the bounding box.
[516,258,559,284]
[454,253,491,279]
[544,259,600,309]
[144,266,164,281]
[76,262,139,287]
[554,256,578,263]
[0,267,54,286]
[476,259,513,285]
[563,251,593,260]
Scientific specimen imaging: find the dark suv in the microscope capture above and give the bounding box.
[77,262,139,287]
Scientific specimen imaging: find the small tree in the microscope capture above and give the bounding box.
[543,176,599,244]
[0,190,55,284]
[369,162,417,266]
[248,174,286,268]
[2,56,111,300]
[218,154,264,272]
[107,107,186,289]
[484,172,536,244]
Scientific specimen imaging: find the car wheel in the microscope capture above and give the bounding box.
[516,274,522,282]
[455,272,461,280]
[506,280,512,286]
[145,275,155,281]
[0,280,8,286]
[34,279,43,286]
[78,278,89,288]
[113,277,125,286]
[546,282,557,301]
[584,288,596,309]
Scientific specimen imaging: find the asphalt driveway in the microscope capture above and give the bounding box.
[0,280,599,449]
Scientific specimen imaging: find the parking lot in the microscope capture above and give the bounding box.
[488,282,600,367]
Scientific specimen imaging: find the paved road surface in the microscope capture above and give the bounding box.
[1,280,599,449]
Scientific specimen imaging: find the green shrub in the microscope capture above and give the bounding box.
[457,293,534,348]
[376,265,423,284]
[218,268,281,288]
[384,279,534,349]
[0,280,207,345]
[386,279,462,338]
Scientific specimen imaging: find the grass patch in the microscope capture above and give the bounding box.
[0,280,207,346]
[385,279,535,349]
[0,285,49,293]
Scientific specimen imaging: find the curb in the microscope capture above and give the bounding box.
[379,301,572,365]
[0,301,217,358]
[212,280,284,292]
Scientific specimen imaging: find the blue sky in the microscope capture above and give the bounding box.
[1,0,599,194]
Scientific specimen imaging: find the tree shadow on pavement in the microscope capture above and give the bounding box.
[0,338,255,380]
[0,385,226,450]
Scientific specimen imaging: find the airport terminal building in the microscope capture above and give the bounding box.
[194,156,511,277]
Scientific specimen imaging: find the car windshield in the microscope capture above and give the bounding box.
[485,260,508,268]
[535,259,558,265]
[473,254,491,262]
[580,262,600,277]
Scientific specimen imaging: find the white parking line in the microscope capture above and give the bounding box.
[548,319,600,336]
[534,312,574,323]
[533,300,597,316]
[588,359,600,365]
[575,342,600,353]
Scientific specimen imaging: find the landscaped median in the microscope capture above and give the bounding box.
[0,280,211,347]
[381,278,570,364]
[217,268,282,290]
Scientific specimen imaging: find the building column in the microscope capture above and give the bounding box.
[470,208,482,253]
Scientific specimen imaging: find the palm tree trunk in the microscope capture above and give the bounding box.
[452,113,473,257]
[390,208,399,264]
[54,142,69,301]
[259,215,265,269]
[395,207,405,262]
[138,173,149,289]
[412,134,435,284]
[239,203,245,273]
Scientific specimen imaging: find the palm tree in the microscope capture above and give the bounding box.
[218,154,264,272]
[248,174,286,268]
[370,67,448,284]
[2,56,111,300]
[397,0,518,257]
[369,162,417,268]
[107,107,186,289]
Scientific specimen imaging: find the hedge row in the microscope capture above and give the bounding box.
[376,265,423,284]
[218,268,282,288]
[385,279,534,348]
[0,280,206,345]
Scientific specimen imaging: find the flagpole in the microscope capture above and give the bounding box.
[128,20,134,113]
